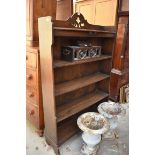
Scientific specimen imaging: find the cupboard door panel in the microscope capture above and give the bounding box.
[94,0,117,26]
[75,0,118,26]
[75,0,94,24]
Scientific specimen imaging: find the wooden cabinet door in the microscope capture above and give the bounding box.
[94,0,118,26]
[75,0,94,24]
[75,0,118,26]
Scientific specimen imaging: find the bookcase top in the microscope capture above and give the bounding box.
[52,12,116,33]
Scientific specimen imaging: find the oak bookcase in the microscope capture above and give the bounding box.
[38,13,116,155]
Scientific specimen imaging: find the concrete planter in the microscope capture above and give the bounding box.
[77,112,109,155]
[98,101,125,139]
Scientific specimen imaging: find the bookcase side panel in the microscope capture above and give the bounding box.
[38,16,57,144]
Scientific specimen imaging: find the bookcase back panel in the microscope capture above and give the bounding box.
[54,59,111,84]
[98,78,110,93]
[54,61,100,84]
[55,84,96,106]
[99,59,112,74]
[101,38,115,55]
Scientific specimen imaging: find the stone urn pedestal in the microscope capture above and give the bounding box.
[77,112,109,155]
[98,101,125,139]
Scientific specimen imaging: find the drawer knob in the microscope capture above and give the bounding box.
[27,74,33,80]
[29,110,35,116]
[29,92,34,97]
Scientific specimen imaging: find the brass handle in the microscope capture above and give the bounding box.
[26,55,28,60]
[29,92,34,97]
[27,74,33,80]
[29,110,35,116]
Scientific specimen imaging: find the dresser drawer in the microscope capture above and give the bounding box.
[26,69,37,88]
[26,87,38,105]
[26,51,37,69]
[26,103,39,127]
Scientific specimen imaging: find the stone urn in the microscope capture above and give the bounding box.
[77,112,110,155]
[97,101,125,139]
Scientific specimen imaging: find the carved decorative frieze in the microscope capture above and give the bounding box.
[67,12,89,28]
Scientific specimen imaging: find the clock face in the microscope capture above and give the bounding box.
[78,50,88,59]
[89,48,98,57]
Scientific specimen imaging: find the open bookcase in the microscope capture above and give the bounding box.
[38,13,116,155]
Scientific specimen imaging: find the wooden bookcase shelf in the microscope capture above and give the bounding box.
[38,13,116,155]
[56,90,108,122]
[54,27,116,33]
[54,27,116,38]
[54,55,112,68]
[55,73,109,96]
